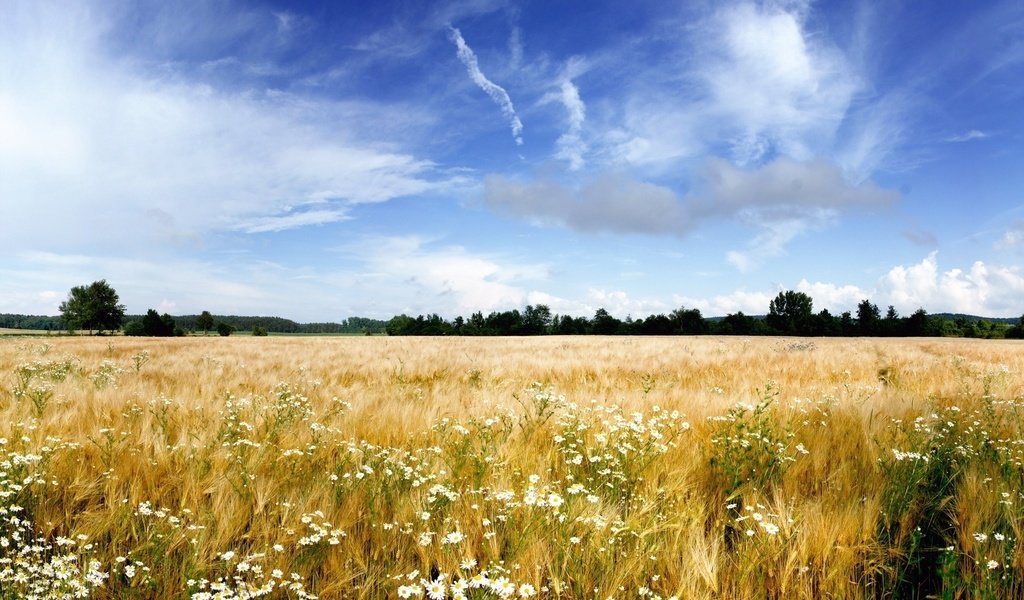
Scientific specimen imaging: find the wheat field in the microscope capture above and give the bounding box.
[2,335,1023,599]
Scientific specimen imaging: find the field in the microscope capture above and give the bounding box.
[2,336,1024,599]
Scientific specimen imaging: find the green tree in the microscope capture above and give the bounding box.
[766,290,814,335]
[521,304,553,335]
[856,299,881,336]
[670,307,709,335]
[196,311,214,335]
[123,321,145,336]
[591,308,621,335]
[216,322,234,337]
[59,280,126,334]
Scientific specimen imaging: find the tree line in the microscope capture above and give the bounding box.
[8,280,1022,339]
[5,280,389,336]
[385,291,1024,339]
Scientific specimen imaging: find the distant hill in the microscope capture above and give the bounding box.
[0,313,387,334]
[930,313,1019,325]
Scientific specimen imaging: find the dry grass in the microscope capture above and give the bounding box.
[2,335,1023,599]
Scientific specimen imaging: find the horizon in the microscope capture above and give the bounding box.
[3,1,1024,321]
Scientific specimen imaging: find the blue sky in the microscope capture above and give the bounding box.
[2,0,1023,321]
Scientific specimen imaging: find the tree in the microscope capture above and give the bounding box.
[717,311,758,335]
[142,309,177,337]
[521,304,553,335]
[591,308,621,335]
[766,291,814,335]
[59,280,126,334]
[906,308,931,337]
[216,322,234,337]
[124,321,145,336]
[671,307,709,335]
[856,299,881,336]
[196,311,214,335]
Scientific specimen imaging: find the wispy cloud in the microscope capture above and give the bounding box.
[996,219,1024,249]
[508,25,523,69]
[613,1,862,172]
[236,209,352,234]
[448,26,524,145]
[0,2,442,256]
[542,79,587,170]
[946,129,990,142]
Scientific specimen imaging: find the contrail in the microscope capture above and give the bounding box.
[448,26,523,146]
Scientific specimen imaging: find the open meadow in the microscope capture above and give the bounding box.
[2,335,1024,599]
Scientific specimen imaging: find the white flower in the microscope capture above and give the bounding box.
[987,560,1000,570]
[518,583,537,597]
[425,578,446,599]
[444,531,465,545]
[492,577,516,598]
[397,584,420,598]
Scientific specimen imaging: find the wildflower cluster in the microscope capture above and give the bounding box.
[1,438,108,599]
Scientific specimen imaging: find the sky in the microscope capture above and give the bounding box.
[2,0,1024,322]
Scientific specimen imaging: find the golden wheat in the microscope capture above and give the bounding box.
[1,335,1023,599]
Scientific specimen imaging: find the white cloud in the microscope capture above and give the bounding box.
[675,254,1024,318]
[586,289,670,318]
[875,253,1024,316]
[508,26,523,69]
[946,129,989,142]
[339,236,550,316]
[996,220,1024,249]
[236,209,353,234]
[616,2,861,171]
[542,79,587,170]
[448,26,524,145]
[0,2,441,255]
[795,280,867,312]
[672,290,776,317]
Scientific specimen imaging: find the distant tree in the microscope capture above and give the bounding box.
[196,311,214,335]
[59,280,126,334]
[216,322,234,337]
[591,308,621,335]
[252,326,269,337]
[839,311,856,336]
[552,315,589,335]
[906,309,931,337]
[717,311,758,335]
[766,291,814,335]
[141,309,176,336]
[634,313,674,335]
[123,321,145,336]
[882,305,900,336]
[1006,315,1024,339]
[385,314,416,336]
[856,299,881,336]
[521,304,553,335]
[812,308,841,336]
[485,310,522,335]
[671,307,709,335]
